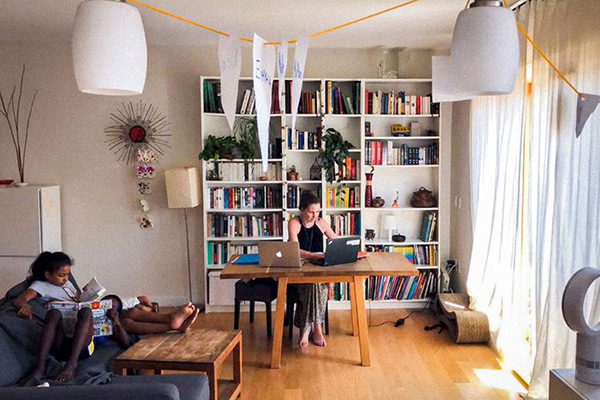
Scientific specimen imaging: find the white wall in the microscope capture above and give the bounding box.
[449,100,472,293]
[1,42,430,304]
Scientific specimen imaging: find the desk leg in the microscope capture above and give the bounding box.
[271,277,288,369]
[352,276,370,366]
[349,281,358,336]
[207,364,218,400]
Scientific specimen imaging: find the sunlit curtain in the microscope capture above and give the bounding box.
[527,0,600,398]
[467,2,530,371]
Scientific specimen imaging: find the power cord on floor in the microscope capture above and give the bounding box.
[368,297,433,328]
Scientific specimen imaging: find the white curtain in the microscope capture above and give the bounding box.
[527,0,600,398]
[467,3,530,371]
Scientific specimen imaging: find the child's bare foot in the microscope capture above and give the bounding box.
[311,324,327,347]
[169,302,195,330]
[56,366,76,382]
[17,368,44,386]
[298,328,310,348]
[178,308,199,333]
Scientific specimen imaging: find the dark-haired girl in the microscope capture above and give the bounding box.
[287,191,338,348]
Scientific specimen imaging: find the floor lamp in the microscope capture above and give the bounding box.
[165,167,201,304]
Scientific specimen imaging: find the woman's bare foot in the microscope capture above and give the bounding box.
[169,302,195,330]
[178,308,200,333]
[298,328,310,348]
[311,324,327,347]
[17,368,44,386]
[56,365,76,382]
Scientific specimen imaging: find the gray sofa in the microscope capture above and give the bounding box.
[0,279,209,400]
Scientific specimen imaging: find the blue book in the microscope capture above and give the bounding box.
[232,254,259,265]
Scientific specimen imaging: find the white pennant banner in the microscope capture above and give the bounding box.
[277,39,288,113]
[576,93,600,138]
[253,34,276,172]
[218,33,242,130]
[290,37,309,133]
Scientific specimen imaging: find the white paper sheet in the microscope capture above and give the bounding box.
[576,93,600,137]
[277,39,288,113]
[218,34,242,130]
[253,34,275,172]
[291,37,309,133]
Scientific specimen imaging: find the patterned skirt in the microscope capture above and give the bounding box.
[294,283,328,331]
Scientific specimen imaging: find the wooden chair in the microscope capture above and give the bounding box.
[233,278,278,337]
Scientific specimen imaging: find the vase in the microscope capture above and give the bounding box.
[365,172,374,207]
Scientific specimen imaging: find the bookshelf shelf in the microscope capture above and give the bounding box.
[205,158,282,162]
[201,76,446,311]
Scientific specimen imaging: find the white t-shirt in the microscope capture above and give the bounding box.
[121,296,141,311]
[28,280,78,302]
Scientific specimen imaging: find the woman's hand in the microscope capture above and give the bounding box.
[107,308,120,323]
[310,252,325,260]
[17,305,33,319]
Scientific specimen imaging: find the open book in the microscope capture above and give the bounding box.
[79,276,107,302]
[47,299,113,337]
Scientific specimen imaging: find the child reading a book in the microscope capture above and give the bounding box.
[13,252,95,383]
[102,294,199,335]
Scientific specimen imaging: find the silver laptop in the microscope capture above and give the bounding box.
[258,242,302,267]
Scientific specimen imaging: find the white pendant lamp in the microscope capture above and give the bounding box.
[432,0,519,102]
[72,0,147,96]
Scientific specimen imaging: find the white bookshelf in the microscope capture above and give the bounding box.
[200,76,448,312]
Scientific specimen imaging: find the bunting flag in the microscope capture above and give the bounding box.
[576,93,600,138]
[218,33,242,130]
[277,39,288,113]
[252,34,276,172]
[290,37,309,134]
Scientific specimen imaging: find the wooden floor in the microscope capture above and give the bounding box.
[180,309,524,400]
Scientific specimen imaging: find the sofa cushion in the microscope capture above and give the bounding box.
[112,374,210,400]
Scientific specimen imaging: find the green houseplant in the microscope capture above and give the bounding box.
[199,135,236,180]
[287,165,298,181]
[317,128,355,183]
[232,117,259,180]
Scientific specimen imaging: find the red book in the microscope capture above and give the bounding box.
[365,90,369,113]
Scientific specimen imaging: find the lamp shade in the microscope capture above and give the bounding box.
[72,0,147,95]
[450,3,519,95]
[432,56,477,103]
[383,215,397,230]
[165,167,201,209]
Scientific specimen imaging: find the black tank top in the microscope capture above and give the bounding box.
[297,217,323,253]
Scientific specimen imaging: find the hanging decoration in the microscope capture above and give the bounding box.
[104,101,171,164]
[276,39,288,113]
[252,34,276,173]
[576,94,600,138]
[136,149,156,229]
[218,33,242,131]
[290,37,309,134]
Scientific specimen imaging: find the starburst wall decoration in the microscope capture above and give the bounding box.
[104,101,171,164]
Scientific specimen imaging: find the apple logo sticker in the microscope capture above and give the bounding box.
[276,251,283,258]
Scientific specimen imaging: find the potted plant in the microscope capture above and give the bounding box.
[287,165,298,181]
[232,117,259,180]
[316,128,355,183]
[198,135,236,180]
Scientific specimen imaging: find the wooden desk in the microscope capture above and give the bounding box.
[221,252,418,369]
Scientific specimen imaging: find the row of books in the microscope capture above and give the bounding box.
[208,162,282,181]
[328,282,350,301]
[366,271,437,301]
[333,157,359,181]
[206,213,283,238]
[365,244,438,266]
[287,186,322,209]
[208,186,282,209]
[203,81,281,114]
[365,142,439,166]
[325,186,361,208]
[203,80,223,113]
[326,81,361,115]
[364,91,440,115]
[328,212,360,236]
[284,81,321,114]
[419,211,437,242]
[286,127,322,150]
[206,243,259,266]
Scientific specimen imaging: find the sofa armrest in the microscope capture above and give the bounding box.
[0,382,180,400]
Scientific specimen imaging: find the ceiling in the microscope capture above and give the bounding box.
[0,0,469,50]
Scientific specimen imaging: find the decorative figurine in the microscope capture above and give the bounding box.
[392,190,399,208]
[365,229,376,240]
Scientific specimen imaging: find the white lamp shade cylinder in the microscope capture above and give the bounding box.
[432,56,477,103]
[72,0,147,95]
[450,5,519,95]
[165,167,201,209]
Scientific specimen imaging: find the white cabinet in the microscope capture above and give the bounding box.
[0,185,61,294]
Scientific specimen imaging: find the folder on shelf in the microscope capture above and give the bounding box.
[232,254,259,265]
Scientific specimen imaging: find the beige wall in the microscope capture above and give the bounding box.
[449,100,472,293]
[1,42,429,304]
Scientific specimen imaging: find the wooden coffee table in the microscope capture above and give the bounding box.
[114,328,242,400]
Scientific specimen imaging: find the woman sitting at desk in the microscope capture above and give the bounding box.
[288,191,338,348]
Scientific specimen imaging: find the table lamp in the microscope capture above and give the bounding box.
[382,215,397,242]
[562,267,600,385]
[165,167,201,303]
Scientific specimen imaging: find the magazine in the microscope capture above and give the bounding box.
[47,298,113,337]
